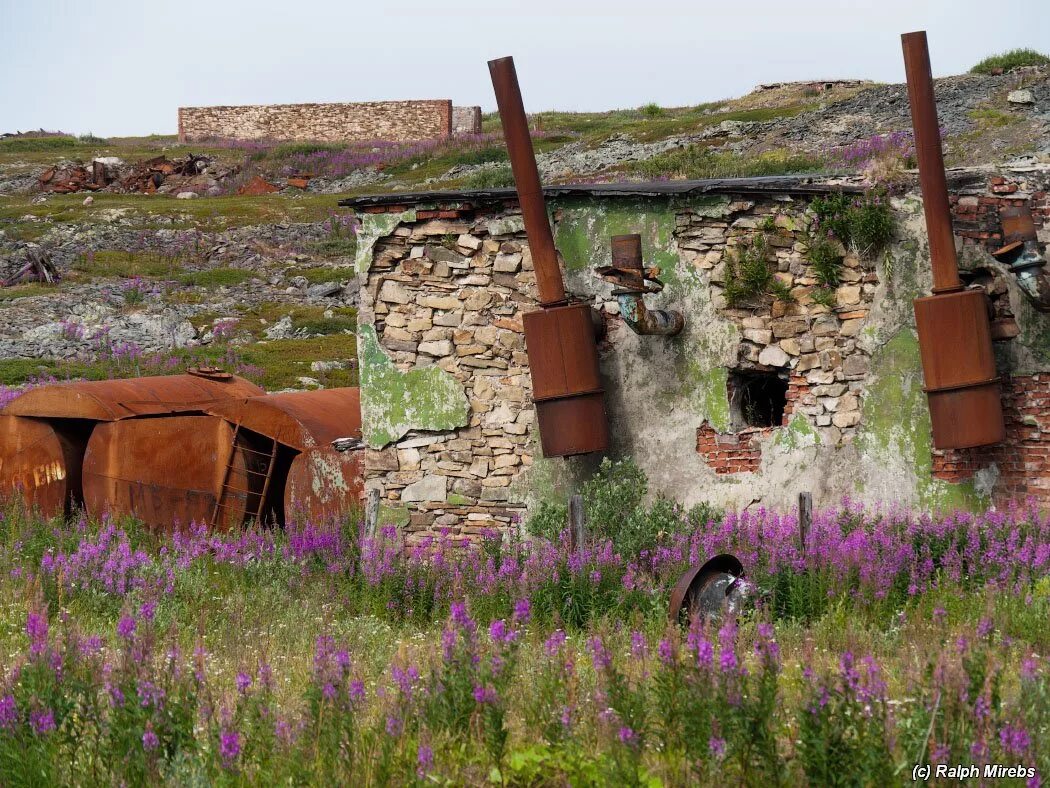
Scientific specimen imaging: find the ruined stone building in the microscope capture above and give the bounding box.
[341,170,1050,544]
[177,100,483,144]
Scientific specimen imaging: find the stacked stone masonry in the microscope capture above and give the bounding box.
[353,169,1050,536]
[178,100,453,143]
[360,192,879,539]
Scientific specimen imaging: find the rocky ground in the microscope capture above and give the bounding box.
[1,64,1046,392]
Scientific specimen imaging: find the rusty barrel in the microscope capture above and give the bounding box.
[284,447,363,523]
[82,415,265,530]
[523,302,609,457]
[0,415,88,517]
[914,289,1005,449]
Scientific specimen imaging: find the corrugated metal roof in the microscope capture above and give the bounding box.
[337,175,863,209]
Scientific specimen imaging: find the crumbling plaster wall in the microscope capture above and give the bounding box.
[352,180,1050,537]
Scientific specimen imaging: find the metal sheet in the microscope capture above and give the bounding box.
[1,372,265,421]
[82,416,258,531]
[523,304,603,402]
[284,447,363,523]
[201,387,362,451]
[0,415,85,518]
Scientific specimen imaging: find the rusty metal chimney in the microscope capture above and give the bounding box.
[902,31,1005,449]
[488,56,609,457]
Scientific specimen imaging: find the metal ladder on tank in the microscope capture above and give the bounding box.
[211,422,278,527]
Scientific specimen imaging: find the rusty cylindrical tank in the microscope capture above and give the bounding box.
[82,415,265,531]
[902,31,1005,449]
[0,416,87,518]
[488,56,609,457]
[0,370,265,518]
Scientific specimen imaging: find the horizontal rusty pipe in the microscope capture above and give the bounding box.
[488,56,566,307]
[902,31,963,295]
[602,235,683,336]
[994,206,1050,312]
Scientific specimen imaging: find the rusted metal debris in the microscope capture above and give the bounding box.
[1,248,59,287]
[669,554,753,626]
[38,154,215,195]
[237,175,280,196]
[488,55,610,458]
[993,205,1050,312]
[902,31,1005,450]
[0,374,364,530]
[597,234,684,336]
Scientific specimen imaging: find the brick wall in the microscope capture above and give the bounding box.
[177,100,453,144]
[695,375,811,473]
[932,375,1050,503]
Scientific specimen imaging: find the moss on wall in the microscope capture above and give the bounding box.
[856,328,987,511]
[357,325,469,448]
[355,210,415,274]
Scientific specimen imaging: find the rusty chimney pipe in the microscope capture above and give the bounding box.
[901,31,1005,449]
[901,31,963,294]
[487,56,609,457]
[488,56,567,306]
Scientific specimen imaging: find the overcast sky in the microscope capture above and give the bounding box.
[1,0,1046,137]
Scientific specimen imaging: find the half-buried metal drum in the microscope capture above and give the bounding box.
[82,415,265,531]
[0,415,88,518]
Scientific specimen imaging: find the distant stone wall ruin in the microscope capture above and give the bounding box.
[177,100,453,144]
[452,106,483,135]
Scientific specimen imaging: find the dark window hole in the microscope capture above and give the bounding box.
[729,369,788,429]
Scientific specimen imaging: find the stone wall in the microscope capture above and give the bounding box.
[177,101,452,144]
[452,106,483,136]
[348,170,1050,539]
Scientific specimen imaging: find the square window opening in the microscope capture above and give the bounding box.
[728,369,788,429]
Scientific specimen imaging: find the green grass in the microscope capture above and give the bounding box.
[629,146,827,181]
[970,107,1022,127]
[461,165,515,189]
[0,193,346,234]
[0,136,78,152]
[73,250,182,279]
[177,267,254,288]
[0,281,68,301]
[240,333,358,389]
[970,48,1049,74]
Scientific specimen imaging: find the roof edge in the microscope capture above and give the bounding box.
[337,175,866,209]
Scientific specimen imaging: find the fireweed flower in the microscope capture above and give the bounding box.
[999,724,1031,756]
[417,744,434,777]
[0,696,17,729]
[473,684,497,705]
[219,729,241,766]
[589,637,612,671]
[235,672,252,694]
[117,615,136,640]
[630,630,647,660]
[142,724,159,751]
[30,708,56,734]
[26,610,48,657]
[709,736,727,759]
[512,598,532,624]
[544,630,567,657]
[618,726,637,747]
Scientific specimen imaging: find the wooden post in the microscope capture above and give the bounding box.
[568,494,585,551]
[364,488,381,541]
[798,491,813,555]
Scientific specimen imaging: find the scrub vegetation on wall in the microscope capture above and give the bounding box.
[723,234,794,306]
